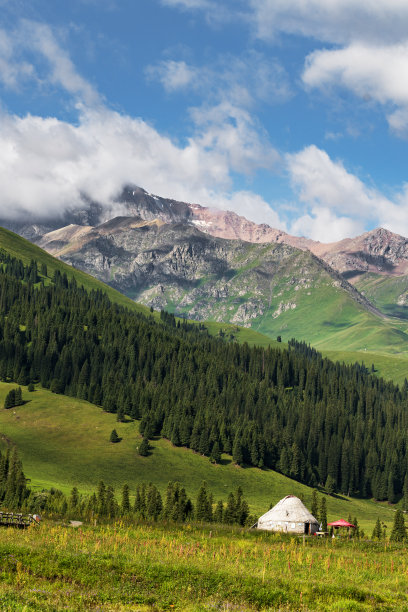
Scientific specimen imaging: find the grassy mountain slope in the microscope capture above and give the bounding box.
[0,226,148,314]
[355,273,408,320]
[321,349,408,387]
[0,225,278,348]
[2,224,407,387]
[0,382,396,532]
[51,220,408,355]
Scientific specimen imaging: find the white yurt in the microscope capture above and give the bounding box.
[256,495,319,535]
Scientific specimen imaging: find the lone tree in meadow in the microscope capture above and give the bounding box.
[138,437,149,456]
[3,388,23,410]
[390,509,407,542]
[110,429,120,443]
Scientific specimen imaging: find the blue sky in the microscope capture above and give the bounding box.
[0,0,408,240]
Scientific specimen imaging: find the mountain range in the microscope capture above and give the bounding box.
[2,186,408,352]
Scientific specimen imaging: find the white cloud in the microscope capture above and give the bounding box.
[0,105,285,230]
[160,0,235,24]
[249,0,408,45]
[303,42,408,133]
[161,0,213,8]
[207,191,286,229]
[0,29,34,89]
[147,52,291,106]
[290,207,363,242]
[191,102,280,174]
[22,20,100,106]
[0,20,99,105]
[286,145,408,239]
[146,60,197,92]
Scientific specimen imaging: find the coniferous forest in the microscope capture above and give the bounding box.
[0,249,407,502]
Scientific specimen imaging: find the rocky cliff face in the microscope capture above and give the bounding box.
[38,215,383,336]
[3,184,407,324]
[6,184,408,280]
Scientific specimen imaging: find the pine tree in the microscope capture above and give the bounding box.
[14,387,23,406]
[232,436,243,466]
[224,492,236,524]
[196,481,212,522]
[138,438,149,456]
[372,517,382,540]
[210,441,221,464]
[121,484,130,514]
[319,497,327,531]
[311,489,319,520]
[4,389,15,410]
[214,499,224,523]
[69,487,79,509]
[110,429,120,443]
[325,475,335,496]
[390,509,407,542]
[353,516,360,539]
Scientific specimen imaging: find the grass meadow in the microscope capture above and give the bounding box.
[0,521,407,611]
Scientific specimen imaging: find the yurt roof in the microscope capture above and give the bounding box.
[258,495,319,525]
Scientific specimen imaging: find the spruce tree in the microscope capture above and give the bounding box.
[390,509,407,542]
[319,497,327,531]
[138,438,149,456]
[311,489,319,520]
[110,429,120,443]
[196,481,212,522]
[210,441,221,464]
[372,517,382,540]
[325,475,335,496]
[214,499,224,523]
[69,487,79,509]
[121,484,130,514]
[4,389,15,410]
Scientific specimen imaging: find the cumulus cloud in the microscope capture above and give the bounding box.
[0,17,285,229]
[249,0,408,45]
[286,145,408,239]
[208,191,286,229]
[0,107,285,227]
[290,207,363,243]
[303,42,408,133]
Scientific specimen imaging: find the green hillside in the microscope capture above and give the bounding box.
[321,349,408,387]
[0,226,149,314]
[355,272,408,320]
[0,225,276,348]
[0,382,396,532]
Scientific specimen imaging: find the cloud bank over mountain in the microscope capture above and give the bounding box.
[0,3,408,240]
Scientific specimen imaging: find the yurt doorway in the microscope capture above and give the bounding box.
[304,523,310,535]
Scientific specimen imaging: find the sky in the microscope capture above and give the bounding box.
[0,0,408,241]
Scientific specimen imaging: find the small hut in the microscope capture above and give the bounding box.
[256,495,319,535]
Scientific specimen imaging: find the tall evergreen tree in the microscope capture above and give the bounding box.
[319,497,327,532]
[390,509,407,542]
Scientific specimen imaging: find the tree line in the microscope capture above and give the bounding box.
[1,250,408,502]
